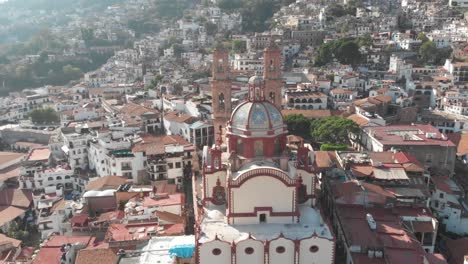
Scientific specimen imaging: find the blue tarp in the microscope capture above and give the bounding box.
[169,244,195,259]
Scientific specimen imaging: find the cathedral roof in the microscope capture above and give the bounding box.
[230,101,284,132]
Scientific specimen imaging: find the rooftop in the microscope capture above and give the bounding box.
[365,124,455,147]
[26,147,51,162]
[138,236,195,264]
[199,204,332,243]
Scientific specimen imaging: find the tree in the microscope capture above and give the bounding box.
[356,34,372,47]
[232,39,247,53]
[310,116,359,144]
[81,28,95,47]
[29,107,59,124]
[62,65,82,80]
[336,40,361,65]
[204,22,218,35]
[420,41,437,63]
[7,221,29,241]
[315,38,362,66]
[417,32,429,43]
[284,114,311,139]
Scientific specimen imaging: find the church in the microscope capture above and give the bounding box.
[193,43,335,264]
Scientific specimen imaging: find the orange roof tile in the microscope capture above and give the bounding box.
[75,248,117,264]
[347,114,369,127]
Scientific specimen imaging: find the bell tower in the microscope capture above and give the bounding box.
[212,48,232,129]
[263,41,283,109]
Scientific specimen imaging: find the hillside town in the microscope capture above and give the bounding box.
[1,0,468,263]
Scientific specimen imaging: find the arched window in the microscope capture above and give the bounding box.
[308,105,314,110]
[289,98,294,104]
[218,93,225,110]
[295,98,301,103]
[56,176,62,180]
[308,98,314,103]
[47,177,53,181]
[254,140,263,157]
[302,99,307,103]
[301,105,307,110]
[269,92,275,103]
[237,138,243,155]
[274,138,281,155]
[315,98,322,103]
[217,59,224,73]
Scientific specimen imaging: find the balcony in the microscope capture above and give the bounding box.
[121,166,132,171]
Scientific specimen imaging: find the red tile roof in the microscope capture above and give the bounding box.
[32,236,94,264]
[445,237,468,264]
[142,193,184,207]
[85,176,129,191]
[75,248,117,264]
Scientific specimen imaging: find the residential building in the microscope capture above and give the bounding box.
[361,124,457,172]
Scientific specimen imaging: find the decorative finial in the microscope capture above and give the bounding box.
[216,125,223,146]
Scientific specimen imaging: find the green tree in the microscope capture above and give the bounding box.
[81,28,95,47]
[315,38,362,66]
[232,39,247,53]
[357,34,372,47]
[420,41,437,63]
[29,107,59,124]
[417,32,429,43]
[310,116,359,144]
[62,64,82,80]
[284,114,311,139]
[336,40,361,65]
[204,22,218,35]
[7,221,29,241]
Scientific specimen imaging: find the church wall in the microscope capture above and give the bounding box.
[231,215,293,225]
[296,169,315,199]
[268,237,295,264]
[235,239,264,264]
[230,176,295,224]
[299,236,335,264]
[199,240,231,264]
[204,170,227,201]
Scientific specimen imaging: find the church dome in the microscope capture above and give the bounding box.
[248,75,263,86]
[230,101,284,132]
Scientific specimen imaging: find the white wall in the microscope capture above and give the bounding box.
[231,176,295,224]
[269,237,295,264]
[199,240,231,264]
[299,236,334,264]
[236,239,264,264]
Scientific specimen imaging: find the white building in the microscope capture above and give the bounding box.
[430,176,468,235]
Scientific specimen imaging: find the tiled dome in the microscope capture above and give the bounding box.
[230,101,284,131]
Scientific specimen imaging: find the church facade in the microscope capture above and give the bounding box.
[193,44,335,264]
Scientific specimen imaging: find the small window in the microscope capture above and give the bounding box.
[439,193,444,199]
[212,248,222,255]
[259,213,266,223]
[309,246,319,253]
[245,247,254,255]
[276,246,285,254]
